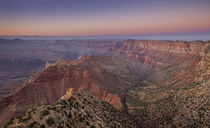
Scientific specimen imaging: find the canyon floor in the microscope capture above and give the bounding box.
[0,39,209,128]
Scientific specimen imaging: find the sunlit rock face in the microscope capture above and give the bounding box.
[61,88,74,100]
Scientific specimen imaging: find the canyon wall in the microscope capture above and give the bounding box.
[0,39,209,127]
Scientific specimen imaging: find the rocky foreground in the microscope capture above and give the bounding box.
[5,88,137,128]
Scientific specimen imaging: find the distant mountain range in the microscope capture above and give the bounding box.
[1,33,210,41]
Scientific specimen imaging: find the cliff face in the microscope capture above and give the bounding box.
[113,40,207,81]
[125,41,210,127]
[121,40,205,54]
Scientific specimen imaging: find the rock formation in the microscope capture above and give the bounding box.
[61,88,74,100]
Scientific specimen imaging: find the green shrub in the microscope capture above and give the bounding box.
[28,114,32,120]
[17,116,23,122]
[90,125,96,128]
[47,106,56,111]
[6,118,14,126]
[30,107,37,114]
[67,113,72,118]
[79,117,84,122]
[22,114,32,122]
[40,124,45,128]
[41,110,50,116]
[61,100,67,106]
[66,123,70,127]
[15,126,24,128]
[51,107,56,111]
[28,121,37,128]
[86,121,90,126]
[46,117,55,126]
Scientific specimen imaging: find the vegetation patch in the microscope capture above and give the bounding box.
[46,117,55,126]
[41,110,50,116]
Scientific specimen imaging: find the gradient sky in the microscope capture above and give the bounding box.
[0,0,210,36]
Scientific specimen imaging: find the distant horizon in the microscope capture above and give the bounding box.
[1,33,210,41]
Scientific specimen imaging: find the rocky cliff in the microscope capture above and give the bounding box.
[124,41,210,127]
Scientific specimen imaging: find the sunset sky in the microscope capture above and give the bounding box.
[0,0,210,36]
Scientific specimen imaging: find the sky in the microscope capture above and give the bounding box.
[0,0,210,36]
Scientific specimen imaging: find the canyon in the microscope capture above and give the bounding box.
[0,39,209,127]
